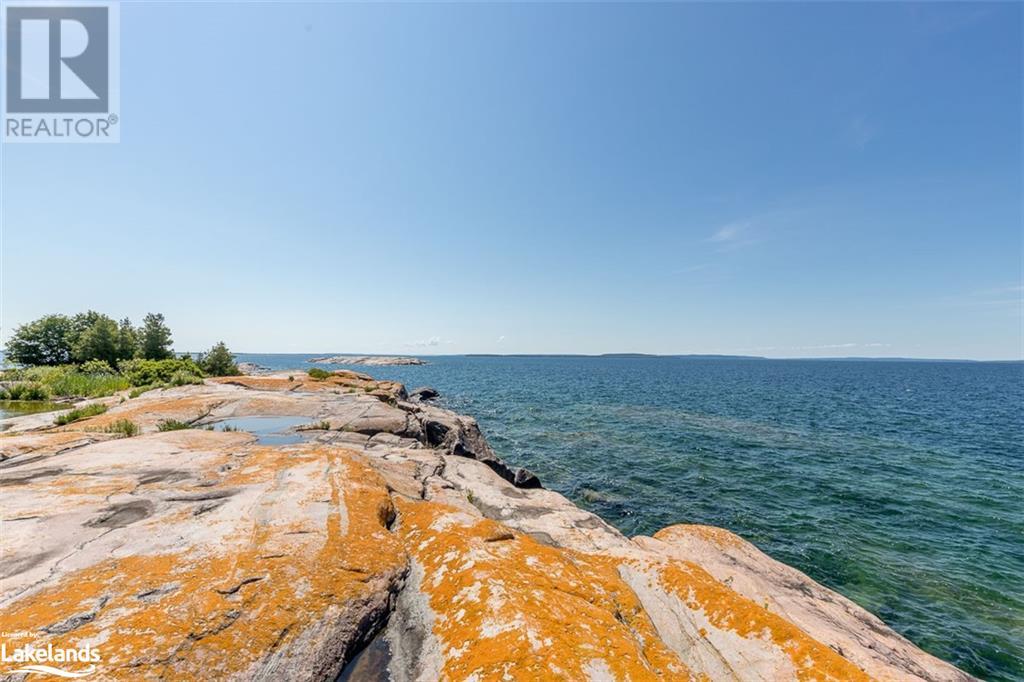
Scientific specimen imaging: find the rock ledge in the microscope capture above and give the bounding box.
[0,371,973,681]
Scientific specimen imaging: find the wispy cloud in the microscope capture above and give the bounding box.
[976,284,1024,297]
[672,263,713,275]
[406,335,454,347]
[707,221,750,244]
[705,220,762,251]
[845,116,877,149]
[942,283,1023,316]
[736,342,891,353]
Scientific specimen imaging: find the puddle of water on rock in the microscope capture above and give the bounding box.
[0,400,68,420]
[335,629,392,682]
[212,416,312,445]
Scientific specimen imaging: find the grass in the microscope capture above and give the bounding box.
[3,382,52,401]
[156,419,191,432]
[54,402,108,426]
[128,384,161,398]
[3,366,129,399]
[307,367,332,381]
[101,419,139,437]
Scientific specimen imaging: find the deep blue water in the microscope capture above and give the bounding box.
[239,354,1023,680]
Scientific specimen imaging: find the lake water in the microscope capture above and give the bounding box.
[248,354,1022,679]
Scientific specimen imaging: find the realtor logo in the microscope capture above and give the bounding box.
[3,1,120,142]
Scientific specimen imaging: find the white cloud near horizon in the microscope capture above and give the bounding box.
[407,335,451,347]
[738,342,892,353]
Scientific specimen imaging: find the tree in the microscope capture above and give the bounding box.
[199,341,239,377]
[68,311,104,349]
[72,315,120,365]
[4,314,74,365]
[139,313,174,360]
[116,318,138,361]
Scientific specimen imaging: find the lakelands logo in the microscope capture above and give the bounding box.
[1,642,101,678]
[2,1,120,143]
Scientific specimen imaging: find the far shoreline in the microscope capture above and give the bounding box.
[218,352,1022,364]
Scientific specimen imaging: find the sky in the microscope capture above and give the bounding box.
[1,2,1021,359]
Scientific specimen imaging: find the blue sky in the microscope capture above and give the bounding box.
[2,2,1021,359]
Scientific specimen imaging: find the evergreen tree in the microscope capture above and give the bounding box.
[139,313,174,360]
[116,317,139,361]
[200,341,239,376]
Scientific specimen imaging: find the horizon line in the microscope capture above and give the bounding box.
[218,351,1024,364]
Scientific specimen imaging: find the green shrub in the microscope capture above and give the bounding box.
[156,419,191,432]
[80,359,115,374]
[169,370,204,386]
[307,367,332,380]
[54,402,108,426]
[6,382,52,401]
[0,368,25,382]
[102,419,139,437]
[120,358,204,387]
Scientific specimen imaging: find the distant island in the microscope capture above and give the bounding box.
[307,355,426,366]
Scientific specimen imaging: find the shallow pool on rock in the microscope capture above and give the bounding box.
[0,400,69,420]
[212,416,314,445]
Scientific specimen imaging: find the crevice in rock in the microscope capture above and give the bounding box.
[333,563,409,682]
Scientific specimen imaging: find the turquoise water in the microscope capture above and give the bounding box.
[238,354,1023,679]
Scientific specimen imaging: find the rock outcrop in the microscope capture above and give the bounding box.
[0,371,973,681]
[307,356,426,366]
[236,362,272,376]
[408,386,439,402]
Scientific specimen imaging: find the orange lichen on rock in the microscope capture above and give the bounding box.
[654,524,747,550]
[0,430,112,457]
[394,498,693,682]
[211,373,405,399]
[0,447,406,680]
[208,376,303,392]
[655,560,872,681]
[57,395,225,432]
[0,376,971,682]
